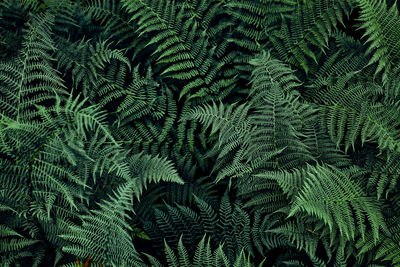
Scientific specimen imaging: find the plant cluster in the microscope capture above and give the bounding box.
[0,0,400,266]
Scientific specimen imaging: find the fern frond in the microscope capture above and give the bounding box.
[122,0,235,101]
[0,12,66,123]
[60,179,144,266]
[288,164,385,241]
[152,235,262,267]
[268,0,352,73]
[357,0,400,81]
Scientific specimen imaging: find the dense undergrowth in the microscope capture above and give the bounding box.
[0,0,400,266]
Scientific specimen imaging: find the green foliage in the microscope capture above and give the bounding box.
[144,235,264,267]
[357,0,400,81]
[266,0,352,73]
[60,179,144,266]
[0,0,400,266]
[142,191,253,263]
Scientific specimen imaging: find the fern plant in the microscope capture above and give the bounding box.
[1,0,400,266]
[184,51,316,183]
[141,191,253,263]
[356,0,400,81]
[144,235,265,267]
[267,0,352,73]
